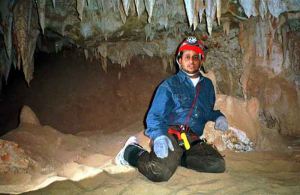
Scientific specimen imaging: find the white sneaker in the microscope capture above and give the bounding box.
[115,136,139,166]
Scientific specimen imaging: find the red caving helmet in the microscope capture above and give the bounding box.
[176,36,205,62]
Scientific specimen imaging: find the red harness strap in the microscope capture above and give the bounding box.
[184,83,201,129]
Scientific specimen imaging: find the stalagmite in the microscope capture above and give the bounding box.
[184,0,194,28]
[122,0,131,16]
[239,0,257,18]
[205,0,216,35]
[144,0,155,23]
[77,0,85,21]
[36,0,46,34]
[216,0,221,25]
[259,0,268,19]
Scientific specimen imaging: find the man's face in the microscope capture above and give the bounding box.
[178,50,202,74]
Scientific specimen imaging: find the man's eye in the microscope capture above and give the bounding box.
[192,55,199,60]
[184,56,191,60]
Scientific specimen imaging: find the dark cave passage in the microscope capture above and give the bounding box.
[0,48,172,136]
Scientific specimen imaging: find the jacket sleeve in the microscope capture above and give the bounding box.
[145,84,174,140]
[206,79,224,122]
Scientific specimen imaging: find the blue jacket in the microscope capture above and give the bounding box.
[145,70,224,140]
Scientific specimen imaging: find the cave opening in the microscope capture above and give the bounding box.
[0,36,174,136]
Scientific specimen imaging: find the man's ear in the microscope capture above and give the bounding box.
[178,58,182,65]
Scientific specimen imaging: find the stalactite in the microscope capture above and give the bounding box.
[157,0,168,29]
[122,0,131,16]
[255,19,267,59]
[13,0,40,84]
[112,0,120,13]
[23,30,39,84]
[118,0,127,24]
[97,44,108,73]
[144,0,155,23]
[281,23,289,66]
[134,0,145,18]
[216,0,221,25]
[142,47,153,57]
[96,0,104,11]
[144,24,155,41]
[118,71,121,80]
[184,0,194,28]
[36,0,46,34]
[0,0,11,61]
[239,0,257,18]
[84,49,89,60]
[0,48,11,81]
[77,0,85,21]
[223,20,230,35]
[52,0,56,8]
[162,58,168,72]
[267,0,287,18]
[27,0,32,34]
[193,0,201,30]
[16,52,21,70]
[198,0,205,24]
[267,18,279,61]
[259,0,267,19]
[80,22,92,39]
[4,14,13,60]
[14,2,29,77]
[205,0,216,35]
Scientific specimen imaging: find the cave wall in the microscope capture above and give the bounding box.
[239,15,300,136]
[0,0,299,136]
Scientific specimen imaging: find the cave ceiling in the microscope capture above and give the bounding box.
[0,0,299,85]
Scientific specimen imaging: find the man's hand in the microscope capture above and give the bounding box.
[214,116,228,131]
[153,135,174,159]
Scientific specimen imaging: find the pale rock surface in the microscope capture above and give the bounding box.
[0,139,34,173]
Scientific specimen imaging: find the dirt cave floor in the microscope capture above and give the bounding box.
[0,49,300,194]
